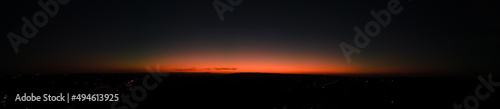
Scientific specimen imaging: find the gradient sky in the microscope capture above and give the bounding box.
[1,0,499,75]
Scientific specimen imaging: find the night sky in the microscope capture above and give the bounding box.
[1,0,499,75]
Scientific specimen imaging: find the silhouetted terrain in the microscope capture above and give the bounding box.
[1,73,499,109]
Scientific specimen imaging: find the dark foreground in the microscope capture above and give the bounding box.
[1,73,499,109]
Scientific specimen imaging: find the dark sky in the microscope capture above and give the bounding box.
[1,0,499,75]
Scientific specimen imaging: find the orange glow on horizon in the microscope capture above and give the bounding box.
[149,47,364,74]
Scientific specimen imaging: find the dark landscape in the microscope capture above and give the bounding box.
[1,73,499,109]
